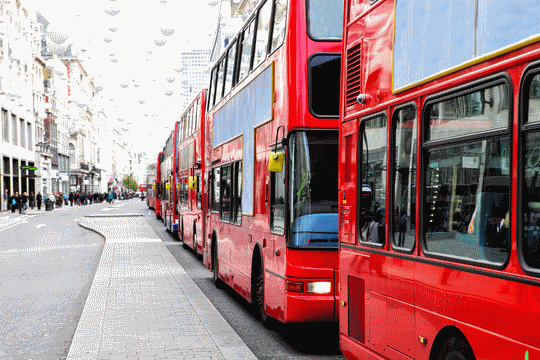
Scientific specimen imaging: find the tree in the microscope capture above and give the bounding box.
[123,175,138,191]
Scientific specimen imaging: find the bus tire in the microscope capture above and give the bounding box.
[193,225,197,253]
[437,336,475,360]
[212,242,223,289]
[254,261,269,324]
[194,226,202,260]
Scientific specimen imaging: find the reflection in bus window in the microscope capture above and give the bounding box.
[253,0,272,70]
[233,160,242,225]
[392,106,416,250]
[360,115,387,245]
[209,67,217,109]
[216,61,225,103]
[270,0,288,53]
[429,84,509,141]
[224,43,236,95]
[196,173,202,210]
[424,138,510,264]
[307,0,344,40]
[289,131,339,247]
[523,76,540,269]
[212,167,220,212]
[221,164,231,222]
[528,74,540,122]
[523,134,540,269]
[271,160,286,234]
[238,20,255,83]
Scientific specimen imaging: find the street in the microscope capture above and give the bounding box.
[0,203,104,359]
[0,199,344,359]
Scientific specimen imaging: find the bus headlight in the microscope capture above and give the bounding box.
[307,281,331,294]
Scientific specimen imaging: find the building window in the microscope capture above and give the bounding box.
[20,118,25,148]
[11,114,17,145]
[27,122,32,150]
[69,143,75,165]
[2,109,8,142]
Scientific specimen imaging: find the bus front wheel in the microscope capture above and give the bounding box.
[437,336,475,360]
[254,263,269,324]
[212,243,223,289]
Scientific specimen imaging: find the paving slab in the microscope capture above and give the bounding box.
[68,215,257,360]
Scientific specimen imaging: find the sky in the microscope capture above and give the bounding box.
[22,0,221,160]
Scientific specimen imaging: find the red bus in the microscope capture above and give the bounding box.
[162,125,180,237]
[203,0,343,324]
[177,89,206,257]
[146,163,157,209]
[139,183,147,195]
[339,1,540,359]
[155,151,163,220]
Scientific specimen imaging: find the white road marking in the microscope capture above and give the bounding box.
[0,243,101,257]
[36,224,47,228]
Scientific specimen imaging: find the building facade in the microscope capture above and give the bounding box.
[0,1,38,209]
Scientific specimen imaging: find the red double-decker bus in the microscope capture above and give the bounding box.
[162,125,180,237]
[139,184,147,193]
[203,0,343,324]
[155,151,163,220]
[146,163,157,209]
[177,89,206,257]
[339,1,540,359]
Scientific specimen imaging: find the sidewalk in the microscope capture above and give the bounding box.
[69,214,257,360]
[0,200,112,218]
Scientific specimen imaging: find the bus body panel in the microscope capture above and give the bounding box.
[177,90,206,257]
[155,152,163,219]
[146,163,157,209]
[204,0,343,323]
[161,125,179,235]
[340,0,540,358]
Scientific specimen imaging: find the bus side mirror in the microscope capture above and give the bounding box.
[188,176,197,190]
[268,152,284,173]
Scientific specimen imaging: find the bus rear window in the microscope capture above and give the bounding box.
[307,0,344,40]
[309,54,341,118]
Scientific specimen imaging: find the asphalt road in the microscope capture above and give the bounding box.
[0,203,106,360]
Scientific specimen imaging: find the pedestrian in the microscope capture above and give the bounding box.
[36,192,42,210]
[10,192,18,213]
[3,189,7,211]
[64,193,68,206]
[29,191,35,209]
[69,192,74,206]
[21,192,28,214]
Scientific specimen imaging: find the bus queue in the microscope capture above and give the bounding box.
[146,0,540,359]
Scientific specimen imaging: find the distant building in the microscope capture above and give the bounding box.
[179,50,210,110]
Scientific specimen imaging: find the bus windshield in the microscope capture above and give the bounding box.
[289,130,339,248]
[307,0,344,40]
